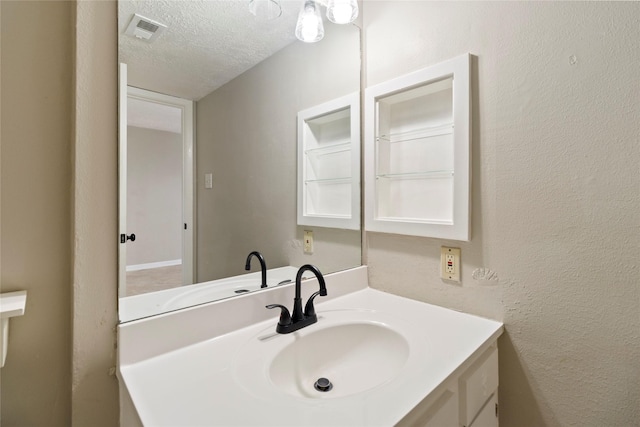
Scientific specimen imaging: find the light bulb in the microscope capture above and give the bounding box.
[326,0,358,24]
[295,0,324,43]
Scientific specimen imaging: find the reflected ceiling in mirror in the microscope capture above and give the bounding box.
[118,0,362,322]
[119,0,301,100]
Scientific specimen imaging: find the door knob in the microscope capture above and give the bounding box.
[120,233,136,243]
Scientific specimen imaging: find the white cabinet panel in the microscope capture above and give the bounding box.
[469,393,499,427]
[460,346,499,426]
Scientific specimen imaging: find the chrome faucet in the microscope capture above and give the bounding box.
[245,251,267,288]
[266,264,327,334]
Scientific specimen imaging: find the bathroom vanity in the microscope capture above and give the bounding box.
[117,267,502,426]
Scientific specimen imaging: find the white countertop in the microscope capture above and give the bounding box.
[119,280,503,426]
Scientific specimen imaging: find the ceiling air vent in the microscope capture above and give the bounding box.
[125,13,167,42]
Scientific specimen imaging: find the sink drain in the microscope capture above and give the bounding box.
[314,377,333,392]
[234,289,250,294]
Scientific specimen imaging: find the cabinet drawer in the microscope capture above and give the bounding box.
[460,346,499,425]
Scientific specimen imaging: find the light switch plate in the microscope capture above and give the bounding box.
[441,247,461,282]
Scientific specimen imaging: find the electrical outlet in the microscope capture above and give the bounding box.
[441,247,461,282]
[303,230,314,254]
[205,173,213,189]
[445,254,455,274]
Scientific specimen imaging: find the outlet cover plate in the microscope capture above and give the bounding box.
[441,247,461,282]
[304,230,314,254]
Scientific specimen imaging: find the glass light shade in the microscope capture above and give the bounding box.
[326,0,358,24]
[295,0,324,43]
[248,0,282,20]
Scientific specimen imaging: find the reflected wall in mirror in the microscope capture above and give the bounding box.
[118,0,362,322]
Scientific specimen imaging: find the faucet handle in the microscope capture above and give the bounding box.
[303,291,323,318]
[266,304,292,326]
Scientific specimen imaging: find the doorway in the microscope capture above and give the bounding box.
[118,64,194,297]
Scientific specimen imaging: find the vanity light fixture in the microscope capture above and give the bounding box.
[326,0,358,24]
[295,0,358,43]
[295,0,325,43]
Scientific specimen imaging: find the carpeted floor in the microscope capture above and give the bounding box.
[125,265,183,296]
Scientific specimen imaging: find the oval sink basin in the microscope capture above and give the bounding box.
[161,279,262,311]
[269,322,409,399]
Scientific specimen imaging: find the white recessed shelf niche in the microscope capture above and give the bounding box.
[365,54,471,240]
[297,92,360,230]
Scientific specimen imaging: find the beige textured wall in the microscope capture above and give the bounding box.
[363,2,640,426]
[196,24,361,282]
[72,2,119,425]
[1,1,73,425]
[2,1,120,425]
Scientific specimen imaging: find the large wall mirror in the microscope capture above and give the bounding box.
[118,0,362,322]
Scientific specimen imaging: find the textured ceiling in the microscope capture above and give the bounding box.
[118,0,301,101]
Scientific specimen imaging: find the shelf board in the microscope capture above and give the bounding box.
[378,77,453,105]
[305,106,350,124]
[377,122,453,144]
[305,141,351,157]
[375,216,454,225]
[376,170,453,180]
[305,177,352,185]
[302,213,351,219]
[0,291,27,319]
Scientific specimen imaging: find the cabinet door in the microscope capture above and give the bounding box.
[364,53,471,240]
[297,92,360,230]
[460,346,499,426]
[469,393,499,427]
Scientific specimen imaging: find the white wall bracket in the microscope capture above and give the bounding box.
[0,290,27,367]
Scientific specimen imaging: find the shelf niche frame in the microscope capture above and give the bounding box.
[364,53,471,241]
[297,92,361,230]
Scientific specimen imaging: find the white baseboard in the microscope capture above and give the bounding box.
[126,259,182,272]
